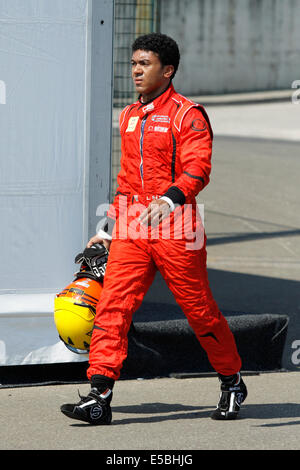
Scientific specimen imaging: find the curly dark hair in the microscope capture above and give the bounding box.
[132,33,180,80]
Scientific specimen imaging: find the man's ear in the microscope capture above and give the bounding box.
[163,65,175,79]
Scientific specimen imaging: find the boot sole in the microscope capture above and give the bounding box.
[210,410,239,420]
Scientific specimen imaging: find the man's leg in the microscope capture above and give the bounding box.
[151,238,247,419]
[87,237,156,382]
[152,238,241,375]
[61,237,156,424]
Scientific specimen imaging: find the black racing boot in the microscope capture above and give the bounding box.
[61,387,113,425]
[210,372,247,420]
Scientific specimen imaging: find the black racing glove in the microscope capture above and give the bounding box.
[74,243,109,283]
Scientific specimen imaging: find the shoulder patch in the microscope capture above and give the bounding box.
[191,118,207,132]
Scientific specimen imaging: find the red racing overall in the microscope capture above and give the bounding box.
[87,84,242,381]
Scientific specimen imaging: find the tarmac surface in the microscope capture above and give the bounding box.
[144,93,300,372]
[204,95,300,374]
[0,371,299,451]
[1,92,299,453]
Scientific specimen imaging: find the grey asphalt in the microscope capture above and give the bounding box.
[0,371,299,450]
[204,135,300,372]
[1,95,299,452]
[145,102,300,372]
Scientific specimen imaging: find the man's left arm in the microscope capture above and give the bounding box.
[162,106,213,206]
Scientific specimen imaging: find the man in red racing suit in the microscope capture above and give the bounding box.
[61,33,247,424]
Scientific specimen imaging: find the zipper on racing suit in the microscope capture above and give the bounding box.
[139,115,147,189]
[171,130,177,183]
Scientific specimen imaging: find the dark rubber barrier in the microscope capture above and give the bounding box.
[0,303,289,387]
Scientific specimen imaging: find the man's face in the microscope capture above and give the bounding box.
[131,49,173,98]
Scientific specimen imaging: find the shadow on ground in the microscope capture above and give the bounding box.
[69,401,300,427]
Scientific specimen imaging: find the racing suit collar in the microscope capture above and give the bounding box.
[137,82,175,117]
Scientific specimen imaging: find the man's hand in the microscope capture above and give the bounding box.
[87,235,111,251]
[138,199,171,227]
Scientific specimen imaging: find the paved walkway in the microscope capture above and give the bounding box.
[143,93,300,371]
[0,371,299,450]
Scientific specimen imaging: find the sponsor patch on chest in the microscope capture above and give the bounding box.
[151,115,171,123]
[148,125,169,133]
[126,116,139,132]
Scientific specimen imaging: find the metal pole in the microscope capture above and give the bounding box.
[87,0,115,239]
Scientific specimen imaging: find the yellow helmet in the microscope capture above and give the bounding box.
[54,244,108,354]
[54,277,103,354]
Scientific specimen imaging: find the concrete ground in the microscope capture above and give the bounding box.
[0,371,299,450]
[204,135,300,371]
[144,95,300,371]
[204,96,300,372]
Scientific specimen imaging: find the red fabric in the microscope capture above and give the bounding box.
[87,84,242,381]
[107,83,213,226]
[87,237,241,381]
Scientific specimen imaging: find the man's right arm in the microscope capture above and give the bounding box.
[87,107,132,248]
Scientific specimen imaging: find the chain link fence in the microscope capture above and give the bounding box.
[111,0,160,198]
